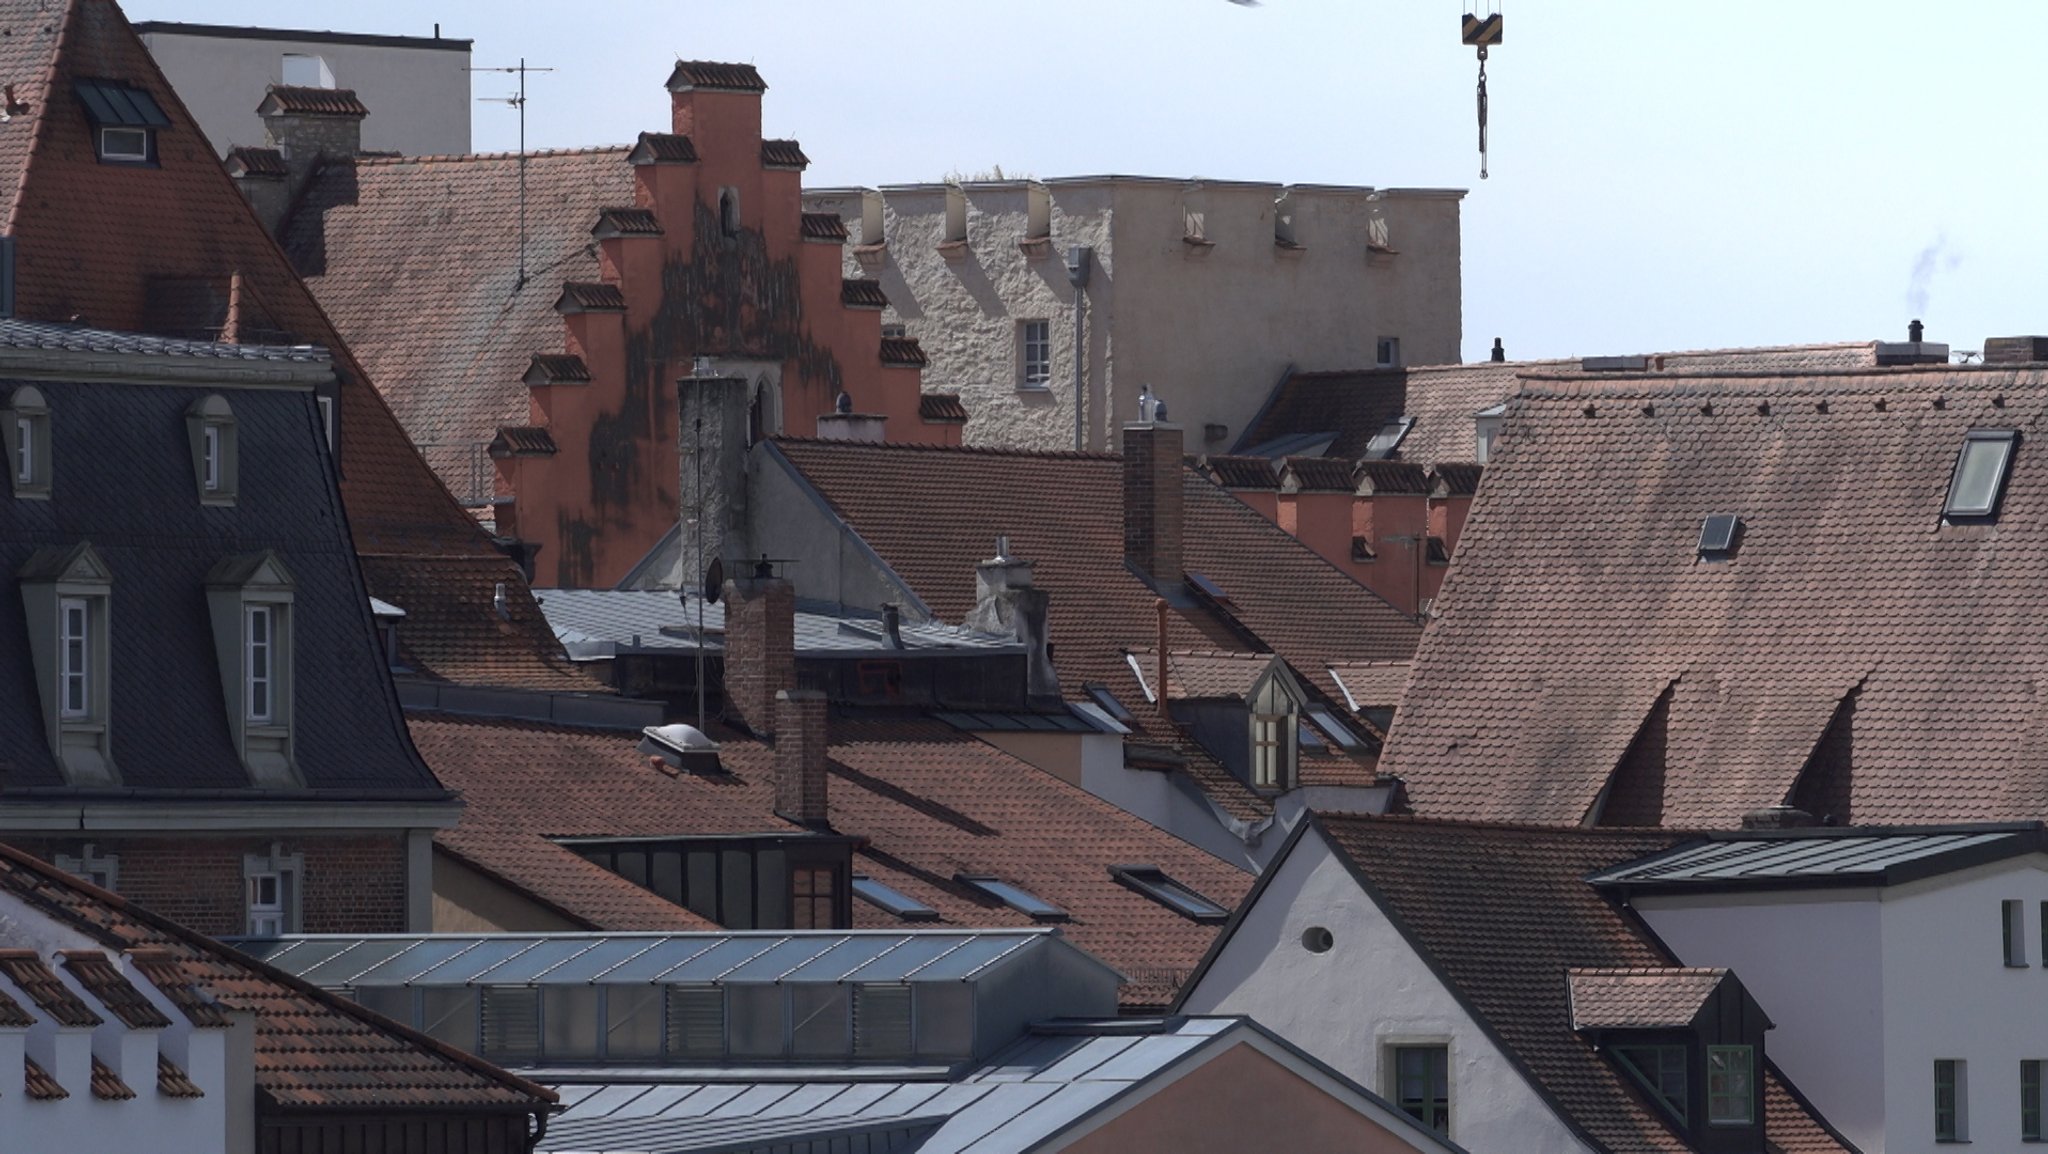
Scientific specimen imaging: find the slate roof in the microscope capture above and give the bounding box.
[0,0,573,690]
[1566,968,1729,1031]
[0,841,555,1112]
[1131,649,1273,701]
[1291,816,1851,1154]
[1382,366,2048,827]
[0,376,449,795]
[409,712,1255,1009]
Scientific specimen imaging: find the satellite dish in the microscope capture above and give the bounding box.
[703,557,725,604]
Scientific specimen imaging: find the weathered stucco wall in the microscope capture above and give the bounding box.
[808,178,1462,452]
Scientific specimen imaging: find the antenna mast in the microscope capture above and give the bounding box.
[469,59,555,289]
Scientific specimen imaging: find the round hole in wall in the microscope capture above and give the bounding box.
[1302,926,1335,954]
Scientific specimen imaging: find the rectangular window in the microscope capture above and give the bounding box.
[58,596,88,719]
[1377,336,1402,368]
[14,415,29,483]
[1614,1044,1689,1123]
[2026,1060,2043,1142]
[1937,1059,1968,1141]
[202,424,221,491]
[2008,900,2029,967]
[1392,1045,1450,1134]
[1020,319,1052,388]
[1252,713,1289,788]
[1707,1045,1755,1125]
[317,395,335,450]
[1945,429,2019,518]
[791,866,835,930]
[98,126,150,163]
[246,870,287,935]
[246,605,273,724]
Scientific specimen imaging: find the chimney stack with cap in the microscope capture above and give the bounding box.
[721,572,795,737]
[255,84,366,221]
[1123,394,1184,588]
[773,688,829,826]
[964,542,1060,705]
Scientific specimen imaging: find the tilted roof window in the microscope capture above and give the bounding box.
[75,80,169,128]
[1944,428,2019,518]
[957,874,1067,922]
[1110,865,1229,923]
[1697,514,1741,559]
[851,876,938,922]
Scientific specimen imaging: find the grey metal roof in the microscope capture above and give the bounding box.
[239,929,1115,988]
[1588,825,2046,891]
[539,589,1023,660]
[537,1017,1241,1154]
[0,317,328,361]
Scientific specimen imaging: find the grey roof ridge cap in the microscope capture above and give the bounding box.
[0,348,333,388]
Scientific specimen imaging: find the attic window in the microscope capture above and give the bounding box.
[851,875,938,922]
[7,385,49,497]
[957,874,1067,922]
[1376,337,1402,368]
[1364,416,1414,459]
[187,395,237,505]
[1943,428,2018,519]
[1110,865,1228,923]
[1307,705,1366,751]
[1697,514,1741,559]
[1614,1045,1688,1124]
[75,80,168,165]
[1084,683,1135,725]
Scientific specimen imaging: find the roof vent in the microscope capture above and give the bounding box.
[1697,514,1742,559]
[639,723,724,775]
[1581,355,1649,372]
[1875,318,1950,366]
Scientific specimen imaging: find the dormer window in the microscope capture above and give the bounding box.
[1697,514,1741,560]
[75,80,169,166]
[1944,428,2018,519]
[6,385,49,497]
[207,551,299,787]
[1707,1046,1755,1125]
[1614,1045,1689,1122]
[18,542,116,785]
[1252,712,1291,788]
[187,395,237,505]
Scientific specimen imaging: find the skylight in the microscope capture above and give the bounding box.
[75,80,169,128]
[1085,683,1135,724]
[1944,429,2019,518]
[1696,514,1741,559]
[1110,866,1229,923]
[851,876,938,922]
[957,875,1067,922]
[1307,705,1366,751]
[1364,416,1415,459]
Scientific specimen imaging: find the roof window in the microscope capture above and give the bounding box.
[957,874,1067,922]
[1111,865,1228,923]
[1364,416,1414,459]
[75,80,167,166]
[1084,683,1135,725]
[851,875,938,922]
[1696,514,1741,559]
[1308,705,1366,751]
[1943,428,2019,519]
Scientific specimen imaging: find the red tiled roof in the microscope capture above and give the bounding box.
[224,145,286,178]
[157,1054,204,1099]
[24,1056,65,1100]
[1566,967,1728,1030]
[1327,660,1411,710]
[0,842,554,1112]
[1311,815,1850,1154]
[0,982,32,1027]
[630,132,697,163]
[556,281,627,313]
[1383,368,2048,827]
[256,83,367,118]
[357,555,601,692]
[0,949,102,1026]
[60,950,172,1028]
[667,60,767,92]
[526,352,592,384]
[1431,461,1483,496]
[879,336,928,367]
[918,392,968,423]
[127,949,229,1028]
[804,213,850,242]
[89,1056,135,1100]
[1279,456,1355,493]
[592,206,662,237]
[1354,460,1429,494]
[760,139,808,169]
[1131,649,1272,701]
[841,277,888,308]
[412,712,1254,1008]
[490,425,558,457]
[1201,455,1281,491]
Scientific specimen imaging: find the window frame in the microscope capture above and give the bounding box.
[2026,1059,2044,1142]
[1389,1043,1451,1135]
[790,864,836,930]
[1943,428,2019,520]
[851,875,938,922]
[58,595,90,720]
[1019,319,1053,390]
[2007,899,2029,967]
[245,603,275,725]
[1377,336,1403,368]
[1706,1044,1756,1126]
[1109,864,1229,923]
[14,414,30,483]
[6,385,49,498]
[957,874,1067,922]
[1251,712,1291,789]
[96,125,152,164]
[1936,1057,1968,1141]
[1613,1043,1689,1125]
[242,843,303,936]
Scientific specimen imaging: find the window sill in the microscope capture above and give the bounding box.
[1018,236,1053,259]
[12,487,49,501]
[1017,383,1053,394]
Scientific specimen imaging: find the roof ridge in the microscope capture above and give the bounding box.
[772,435,1120,462]
[1517,364,2037,388]
[349,144,634,167]
[1316,811,1709,840]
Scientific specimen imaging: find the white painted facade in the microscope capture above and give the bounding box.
[0,887,255,1154]
[136,23,471,157]
[1634,854,2048,1154]
[1179,825,1589,1154]
[805,178,1462,453]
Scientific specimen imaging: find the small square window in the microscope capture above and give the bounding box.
[1707,1045,1755,1125]
[1944,429,2018,519]
[1698,514,1742,559]
[97,126,151,163]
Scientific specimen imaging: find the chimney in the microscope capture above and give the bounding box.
[1875,319,1949,366]
[256,84,366,212]
[677,373,752,586]
[773,688,829,827]
[1983,336,2048,364]
[1123,401,1184,587]
[963,545,1060,704]
[666,60,764,150]
[721,574,795,737]
[1490,337,1506,363]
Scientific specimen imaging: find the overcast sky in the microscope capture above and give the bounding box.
[128,0,2041,363]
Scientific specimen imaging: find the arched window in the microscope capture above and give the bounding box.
[719,188,740,237]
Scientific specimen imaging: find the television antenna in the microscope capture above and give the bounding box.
[469,59,555,289]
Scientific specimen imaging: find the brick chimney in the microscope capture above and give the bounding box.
[964,541,1060,705]
[1123,410,1184,587]
[773,688,829,827]
[666,61,765,148]
[255,85,367,214]
[722,574,795,737]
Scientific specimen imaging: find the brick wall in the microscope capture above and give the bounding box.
[773,688,829,826]
[722,576,796,737]
[1123,422,1184,584]
[6,834,407,936]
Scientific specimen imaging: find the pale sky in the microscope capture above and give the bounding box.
[126,0,2044,364]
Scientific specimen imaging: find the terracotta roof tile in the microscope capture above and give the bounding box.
[841,277,888,308]
[1314,816,1850,1154]
[413,712,1253,1008]
[89,1056,135,1100]
[23,1056,65,1101]
[630,132,697,163]
[761,138,808,169]
[1430,461,1483,496]
[157,1054,204,1099]
[879,336,928,367]
[1201,455,1281,490]
[666,60,767,92]
[1353,460,1429,494]
[918,393,968,423]
[1279,456,1356,493]
[59,951,172,1029]
[805,212,851,242]
[257,83,367,118]
[0,843,553,1112]
[526,352,592,384]
[1327,660,1412,710]
[592,206,662,237]
[555,280,627,313]
[0,983,32,1028]
[224,145,286,178]
[1132,648,1271,701]
[127,950,230,1028]
[0,950,102,1027]
[357,556,601,692]
[1383,368,2048,827]
[489,425,558,457]
[1566,967,1729,1030]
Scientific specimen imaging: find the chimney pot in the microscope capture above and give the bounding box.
[1490,337,1506,363]
[1909,318,1925,343]
[773,688,830,827]
[882,603,904,649]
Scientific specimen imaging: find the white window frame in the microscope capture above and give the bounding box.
[97,126,150,163]
[1020,319,1052,389]
[245,603,274,725]
[1252,712,1289,789]
[58,595,89,720]
[243,844,303,936]
[55,843,118,891]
